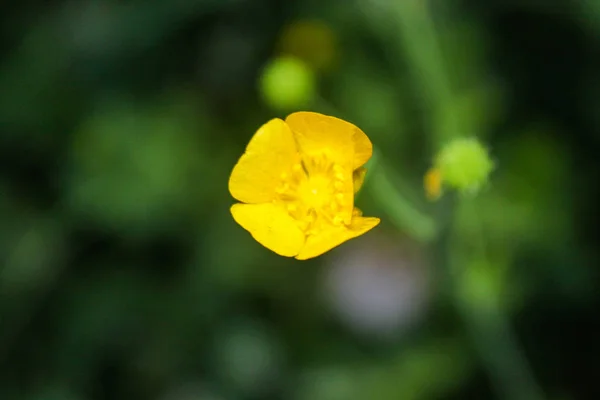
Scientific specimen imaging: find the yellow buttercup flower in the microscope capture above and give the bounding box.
[229,112,380,260]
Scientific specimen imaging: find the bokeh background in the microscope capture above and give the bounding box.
[1,0,599,399]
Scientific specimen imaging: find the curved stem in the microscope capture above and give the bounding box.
[442,197,545,400]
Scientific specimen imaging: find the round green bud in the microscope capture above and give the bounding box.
[435,137,494,194]
[259,56,316,110]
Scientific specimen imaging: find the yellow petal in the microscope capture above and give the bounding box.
[231,203,305,257]
[286,112,371,169]
[424,167,442,201]
[352,127,373,169]
[295,216,380,260]
[229,119,299,204]
[353,167,367,194]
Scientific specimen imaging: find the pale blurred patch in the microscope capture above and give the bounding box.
[322,234,430,339]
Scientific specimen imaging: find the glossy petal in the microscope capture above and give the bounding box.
[229,119,299,204]
[286,112,370,169]
[231,203,305,257]
[353,167,367,194]
[352,127,373,169]
[295,216,380,260]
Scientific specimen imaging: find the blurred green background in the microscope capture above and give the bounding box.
[1,0,599,399]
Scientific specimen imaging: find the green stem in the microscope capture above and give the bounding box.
[443,197,545,400]
[391,1,460,147]
[375,3,545,397]
[368,152,437,243]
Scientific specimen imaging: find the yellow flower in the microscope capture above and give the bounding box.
[229,112,380,260]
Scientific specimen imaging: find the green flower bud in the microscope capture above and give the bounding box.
[259,56,316,110]
[435,137,493,194]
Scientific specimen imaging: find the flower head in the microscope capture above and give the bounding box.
[427,137,494,198]
[229,112,380,260]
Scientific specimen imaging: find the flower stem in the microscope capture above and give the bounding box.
[368,151,437,243]
[440,197,546,400]
[375,3,546,397]
[390,1,461,147]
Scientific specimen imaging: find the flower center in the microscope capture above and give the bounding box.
[298,174,331,209]
[275,154,350,231]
